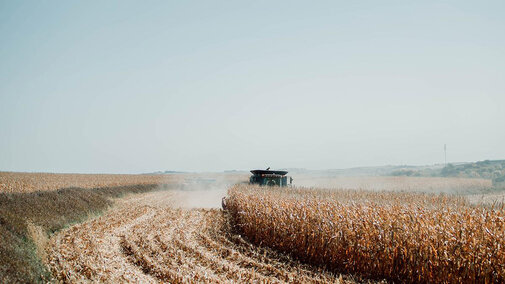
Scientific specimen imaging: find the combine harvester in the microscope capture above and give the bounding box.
[249,168,293,187]
[222,168,292,209]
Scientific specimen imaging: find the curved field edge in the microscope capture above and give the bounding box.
[0,184,174,283]
[225,185,505,283]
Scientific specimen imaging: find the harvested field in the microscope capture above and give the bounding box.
[0,172,247,193]
[0,172,171,193]
[0,184,169,283]
[226,185,505,283]
[46,190,353,283]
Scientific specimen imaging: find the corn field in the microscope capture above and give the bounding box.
[295,176,493,194]
[226,185,505,283]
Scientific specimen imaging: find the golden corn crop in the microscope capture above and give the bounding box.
[226,185,505,283]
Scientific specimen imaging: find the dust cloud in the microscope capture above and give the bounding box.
[170,189,227,208]
[160,173,248,209]
[155,172,493,209]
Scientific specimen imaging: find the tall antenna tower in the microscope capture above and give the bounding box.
[444,144,447,167]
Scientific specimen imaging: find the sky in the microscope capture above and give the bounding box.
[1,1,504,173]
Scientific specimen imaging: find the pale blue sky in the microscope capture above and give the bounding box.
[1,1,504,173]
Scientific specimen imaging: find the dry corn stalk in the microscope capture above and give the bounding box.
[226,185,505,283]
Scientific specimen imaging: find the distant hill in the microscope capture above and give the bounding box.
[390,160,505,180]
[142,170,185,175]
[223,170,248,173]
[281,165,445,177]
[283,160,505,180]
[439,160,505,179]
[145,160,505,181]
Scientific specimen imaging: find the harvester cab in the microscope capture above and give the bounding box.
[249,168,292,187]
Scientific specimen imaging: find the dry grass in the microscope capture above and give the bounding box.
[46,191,357,283]
[226,185,505,283]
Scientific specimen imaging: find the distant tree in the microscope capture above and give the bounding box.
[492,171,502,179]
[391,169,418,177]
[440,164,456,177]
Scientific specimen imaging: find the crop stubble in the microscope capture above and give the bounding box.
[46,191,349,283]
